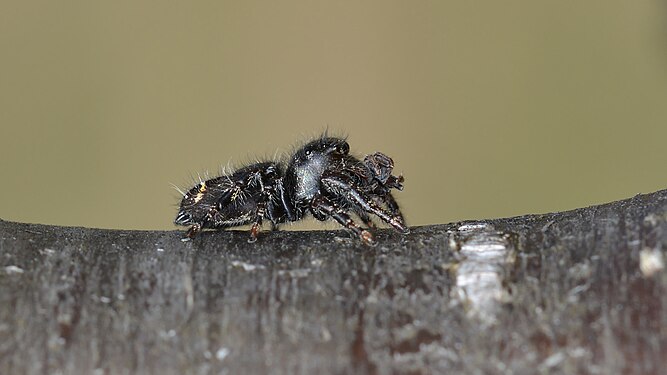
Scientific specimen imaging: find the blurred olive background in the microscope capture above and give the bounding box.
[1,1,666,231]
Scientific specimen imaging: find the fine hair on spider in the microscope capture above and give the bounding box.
[174,135,408,245]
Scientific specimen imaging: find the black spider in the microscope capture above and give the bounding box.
[174,137,408,245]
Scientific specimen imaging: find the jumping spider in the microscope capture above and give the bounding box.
[174,137,408,245]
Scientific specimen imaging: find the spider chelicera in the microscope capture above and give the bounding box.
[174,137,408,245]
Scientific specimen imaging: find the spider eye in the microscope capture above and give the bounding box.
[304,150,311,156]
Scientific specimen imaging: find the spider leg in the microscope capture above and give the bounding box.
[246,173,277,243]
[357,210,377,229]
[269,221,279,231]
[186,223,202,238]
[322,177,409,234]
[248,199,267,243]
[311,195,375,245]
[375,191,407,231]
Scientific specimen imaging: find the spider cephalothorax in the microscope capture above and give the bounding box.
[174,137,408,245]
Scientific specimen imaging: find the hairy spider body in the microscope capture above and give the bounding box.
[174,162,284,240]
[174,137,407,245]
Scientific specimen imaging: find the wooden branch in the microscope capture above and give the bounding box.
[1,189,665,374]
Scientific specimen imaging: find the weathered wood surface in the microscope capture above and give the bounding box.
[1,190,666,374]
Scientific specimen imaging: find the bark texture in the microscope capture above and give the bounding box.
[1,190,666,374]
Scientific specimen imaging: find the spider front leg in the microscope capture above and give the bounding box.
[322,177,409,234]
[310,195,376,245]
[374,191,408,232]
